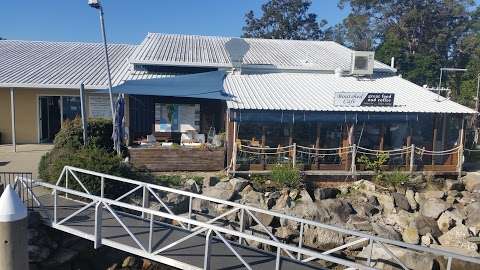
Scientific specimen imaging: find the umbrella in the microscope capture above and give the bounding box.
[112,94,125,155]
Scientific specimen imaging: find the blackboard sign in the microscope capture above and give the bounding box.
[334,92,395,107]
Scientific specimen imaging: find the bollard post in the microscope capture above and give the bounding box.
[0,185,29,270]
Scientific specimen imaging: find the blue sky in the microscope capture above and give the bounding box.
[0,0,349,44]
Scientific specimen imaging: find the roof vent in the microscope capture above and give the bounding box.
[334,68,344,77]
[225,38,250,71]
[351,51,375,75]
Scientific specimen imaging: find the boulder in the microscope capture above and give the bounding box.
[392,192,411,212]
[402,227,419,244]
[183,179,201,193]
[445,179,464,191]
[229,178,250,193]
[164,192,188,213]
[421,234,432,246]
[357,243,434,270]
[465,202,480,229]
[303,225,344,250]
[424,190,445,199]
[314,187,340,200]
[347,216,373,232]
[463,172,480,193]
[244,224,273,250]
[372,223,401,241]
[420,198,449,219]
[387,210,415,230]
[375,193,395,215]
[203,176,219,187]
[430,244,480,270]
[438,225,478,253]
[202,183,235,201]
[414,215,442,237]
[352,179,376,192]
[28,245,50,263]
[275,226,298,241]
[437,211,462,233]
[299,189,314,203]
[317,199,354,224]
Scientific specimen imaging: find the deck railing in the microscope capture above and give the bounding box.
[0,172,33,209]
[15,167,480,270]
[233,143,465,176]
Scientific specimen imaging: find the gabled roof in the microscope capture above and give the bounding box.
[130,33,395,73]
[224,73,477,114]
[0,40,136,89]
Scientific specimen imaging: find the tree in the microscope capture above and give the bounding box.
[242,0,328,40]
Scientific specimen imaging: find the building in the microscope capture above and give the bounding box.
[0,33,476,173]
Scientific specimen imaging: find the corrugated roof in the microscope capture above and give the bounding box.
[224,73,476,114]
[0,40,136,89]
[131,33,395,73]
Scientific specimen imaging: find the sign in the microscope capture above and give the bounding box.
[334,92,395,107]
[88,95,112,119]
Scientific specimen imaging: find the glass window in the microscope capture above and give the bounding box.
[62,96,81,121]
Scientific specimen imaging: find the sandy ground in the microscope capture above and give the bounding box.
[0,144,53,179]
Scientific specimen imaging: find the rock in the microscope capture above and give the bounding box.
[317,199,354,224]
[191,198,210,213]
[465,202,480,229]
[244,224,273,250]
[424,190,445,199]
[430,244,480,269]
[203,176,219,187]
[367,195,379,206]
[289,189,300,200]
[388,210,415,230]
[414,215,442,237]
[28,245,50,263]
[352,202,380,217]
[372,223,401,241]
[303,226,344,250]
[44,248,79,267]
[376,193,395,215]
[183,179,200,193]
[445,179,464,191]
[347,216,373,232]
[437,211,456,233]
[352,179,376,192]
[357,243,434,270]
[275,226,298,241]
[421,234,432,246]
[122,256,142,268]
[438,225,478,253]
[463,172,480,193]
[314,187,340,200]
[392,192,411,211]
[402,227,419,244]
[164,192,188,213]
[420,198,449,219]
[229,178,249,193]
[202,184,235,201]
[299,189,314,203]
[272,192,292,210]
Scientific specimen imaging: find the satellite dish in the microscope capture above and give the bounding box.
[225,38,250,69]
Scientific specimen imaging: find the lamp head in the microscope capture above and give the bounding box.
[88,0,101,9]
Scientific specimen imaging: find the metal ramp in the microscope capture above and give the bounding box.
[14,166,480,270]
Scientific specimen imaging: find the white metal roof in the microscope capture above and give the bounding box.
[224,73,477,114]
[0,40,136,89]
[131,33,395,73]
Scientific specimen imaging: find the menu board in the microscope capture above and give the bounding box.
[88,95,112,119]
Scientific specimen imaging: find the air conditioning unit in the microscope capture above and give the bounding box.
[351,51,375,75]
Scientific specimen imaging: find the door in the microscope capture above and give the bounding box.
[39,96,61,143]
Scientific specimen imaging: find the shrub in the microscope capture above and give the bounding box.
[154,175,183,187]
[54,117,113,151]
[357,153,389,181]
[270,163,302,188]
[381,170,410,187]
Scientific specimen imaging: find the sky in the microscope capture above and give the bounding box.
[0,0,350,44]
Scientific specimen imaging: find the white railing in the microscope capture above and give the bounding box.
[15,167,480,270]
[233,143,464,177]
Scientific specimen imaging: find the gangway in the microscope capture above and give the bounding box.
[13,166,480,270]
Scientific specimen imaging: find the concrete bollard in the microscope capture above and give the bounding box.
[0,185,29,270]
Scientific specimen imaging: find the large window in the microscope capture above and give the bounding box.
[154,103,200,132]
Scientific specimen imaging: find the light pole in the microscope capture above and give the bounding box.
[475,73,480,114]
[88,0,116,124]
[436,68,468,101]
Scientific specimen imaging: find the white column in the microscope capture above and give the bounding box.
[9,88,16,152]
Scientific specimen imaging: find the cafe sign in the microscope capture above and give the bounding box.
[334,92,395,107]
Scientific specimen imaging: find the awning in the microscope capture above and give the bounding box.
[110,70,232,100]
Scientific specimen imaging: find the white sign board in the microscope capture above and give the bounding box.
[334,92,395,107]
[88,95,112,119]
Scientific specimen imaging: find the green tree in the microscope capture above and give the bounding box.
[242,0,328,40]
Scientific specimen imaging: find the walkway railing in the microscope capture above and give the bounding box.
[1,172,33,209]
[233,143,464,176]
[14,166,480,270]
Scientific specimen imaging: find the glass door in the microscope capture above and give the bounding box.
[39,96,61,143]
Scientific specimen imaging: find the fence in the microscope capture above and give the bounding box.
[0,172,33,209]
[15,166,480,270]
[233,143,464,176]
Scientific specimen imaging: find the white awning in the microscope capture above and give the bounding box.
[110,70,232,100]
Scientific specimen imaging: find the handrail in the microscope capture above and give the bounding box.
[28,178,376,270]
[49,166,480,266]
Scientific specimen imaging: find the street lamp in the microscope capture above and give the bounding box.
[88,0,116,123]
[476,73,480,114]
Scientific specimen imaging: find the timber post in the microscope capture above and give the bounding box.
[0,185,29,270]
[292,143,297,168]
[351,144,357,180]
[409,144,415,175]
